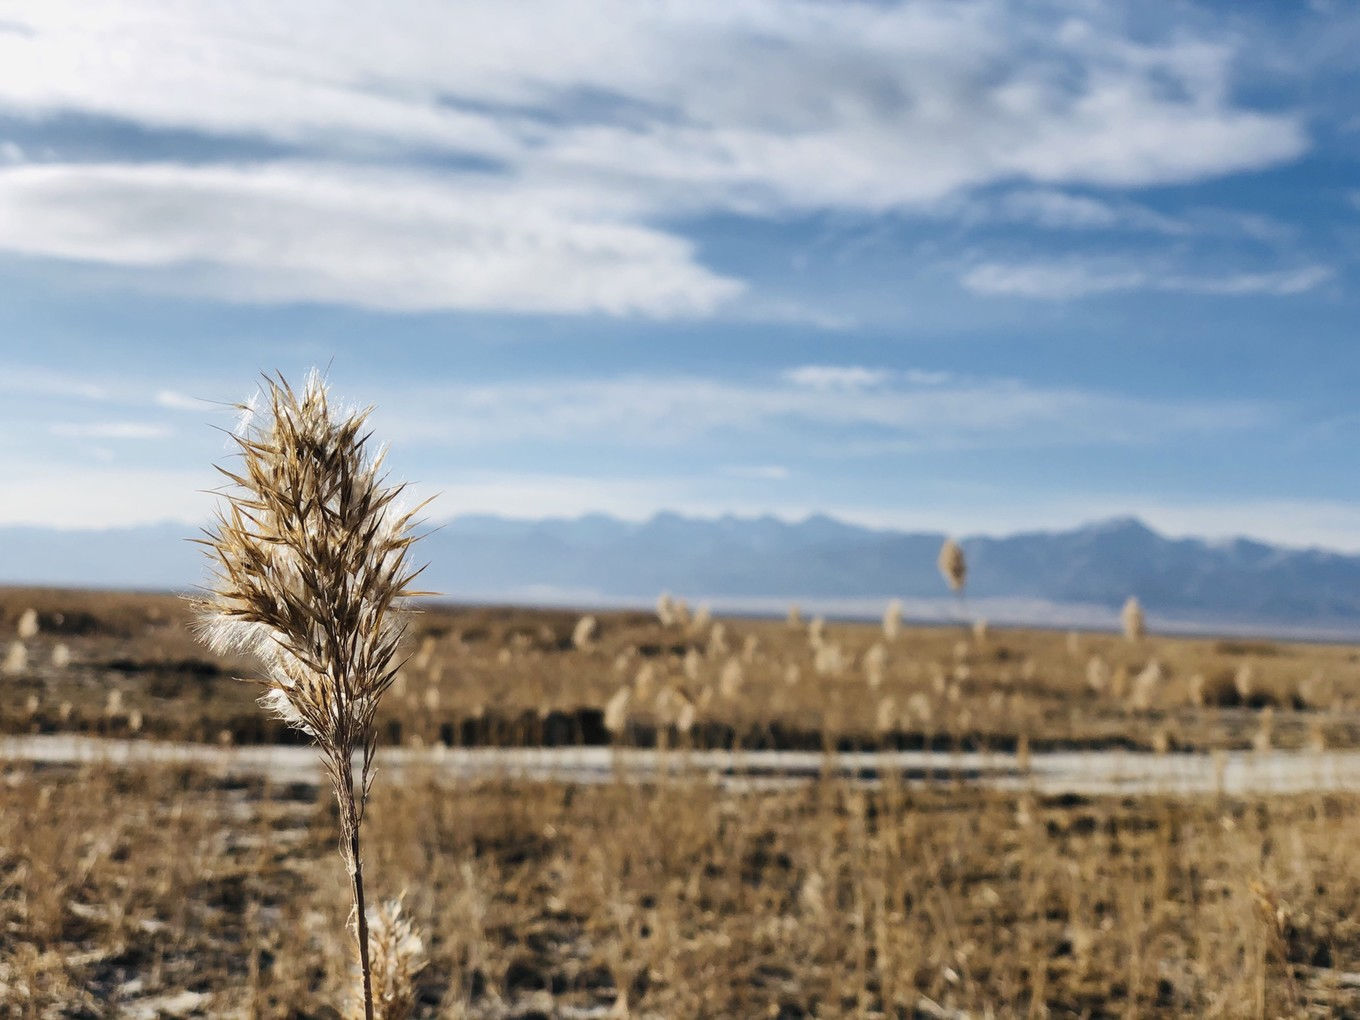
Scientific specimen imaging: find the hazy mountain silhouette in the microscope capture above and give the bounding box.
[3,513,1359,632]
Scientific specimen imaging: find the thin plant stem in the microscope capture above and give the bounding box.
[343,764,375,1020]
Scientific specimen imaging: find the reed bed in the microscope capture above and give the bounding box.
[7,589,1360,757]
[5,756,1360,1017]
[8,588,1360,1014]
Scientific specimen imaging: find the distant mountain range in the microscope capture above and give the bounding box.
[3,513,1360,637]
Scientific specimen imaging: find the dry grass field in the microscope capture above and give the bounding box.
[4,587,1360,755]
[7,586,1360,1016]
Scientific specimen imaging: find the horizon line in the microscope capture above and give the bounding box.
[0,510,1353,557]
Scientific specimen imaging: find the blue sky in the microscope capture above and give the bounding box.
[1,1,1358,547]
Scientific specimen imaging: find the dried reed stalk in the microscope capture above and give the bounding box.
[937,538,968,630]
[192,372,428,1020]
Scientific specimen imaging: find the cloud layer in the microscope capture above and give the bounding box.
[0,1,1310,314]
[359,366,1267,454]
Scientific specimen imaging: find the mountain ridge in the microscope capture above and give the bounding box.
[2,513,1359,633]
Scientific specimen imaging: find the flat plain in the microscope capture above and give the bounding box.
[6,586,1360,1017]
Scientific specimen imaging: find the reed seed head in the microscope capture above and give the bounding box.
[192,372,428,804]
[572,614,597,651]
[882,599,902,641]
[604,685,631,735]
[2,641,26,676]
[351,896,427,1020]
[655,592,676,627]
[937,538,966,593]
[16,608,38,640]
[1120,596,1145,641]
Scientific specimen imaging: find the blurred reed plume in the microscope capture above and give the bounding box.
[16,607,38,640]
[807,615,826,649]
[937,538,966,593]
[572,614,597,650]
[719,656,744,699]
[690,603,712,636]
[1121,596,1145,641]
[192,371,428,1020]
[882,599,902,641]
[2,640,26,676]
[862,641,887,689]
[1085,654,1109,694]
[1130,659,1161,712]
[655,592,676,627]
[604,685,631,736]
[350,896,427,1020]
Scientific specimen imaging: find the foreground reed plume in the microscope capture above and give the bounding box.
[192,372,428,1019]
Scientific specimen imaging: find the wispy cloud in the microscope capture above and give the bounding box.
[0,162,742,316]
[371,369,1268,452]
[983,189,1189,234]
[1165,266,1334,296]
[782,365,891,390]
[154,390,219,412]
[49,422,172,440]
[953,188,1297,244]
[962,260,1333,299]
[722,464,791,481]
[0,466,211,527]
[0,365,108,400]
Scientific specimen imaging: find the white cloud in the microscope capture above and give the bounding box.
[1,3,1300,201]
[962,260,1333,299]
[782,365,890,390]
[49,421,171,439]
[962,262,1146,299]
[0,162,742,316]
[0,466,212,526]
[1162,265,1334,296]
[722,465,791,481]
[0,2,1309,313]
[988,189,1188,234]
[154,390,218,412]
[0,365,108,400]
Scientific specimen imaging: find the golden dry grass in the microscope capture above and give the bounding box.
[5,759,1360,1017]
[6,587,1360,755]
[8,588,1360,1015]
